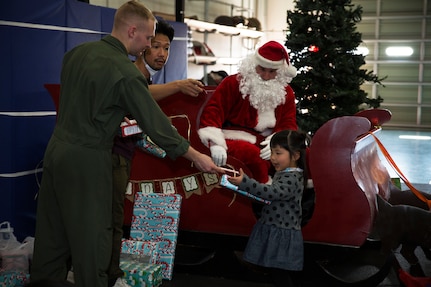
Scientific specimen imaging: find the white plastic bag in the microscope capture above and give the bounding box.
[0,222,31,272]
[0,222,20,254]
[22,237,35,261]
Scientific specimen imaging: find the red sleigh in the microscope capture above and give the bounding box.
[46,84,431,285]
[45,83,393,246]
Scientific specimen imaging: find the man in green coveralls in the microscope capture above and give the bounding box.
[30,2,223,287]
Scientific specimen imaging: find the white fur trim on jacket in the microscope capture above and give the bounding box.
[255,109,276,132]
[222,130,256,144]
[197,127,227,149]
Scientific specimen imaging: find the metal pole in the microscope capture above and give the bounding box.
[176,0,185,22]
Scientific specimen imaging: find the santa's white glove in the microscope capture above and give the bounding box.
[210,145,227,166]
[260,134,274,160]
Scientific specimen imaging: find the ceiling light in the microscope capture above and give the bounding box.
[399,135,431,140]
[385,46,413,57]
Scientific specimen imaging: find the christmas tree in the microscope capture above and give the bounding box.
[285,0,385,134]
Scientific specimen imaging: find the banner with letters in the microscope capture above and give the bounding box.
[126,172,221,202]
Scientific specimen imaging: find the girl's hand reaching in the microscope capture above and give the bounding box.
[227,168,245,186]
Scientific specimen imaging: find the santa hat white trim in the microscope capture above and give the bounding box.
[197,127,227,149]
[255,52,297,77]
[222,130,256,144]
[255,52,284,69]
[255,41,289,69]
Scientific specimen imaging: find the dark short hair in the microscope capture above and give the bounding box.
[156,19,174,42]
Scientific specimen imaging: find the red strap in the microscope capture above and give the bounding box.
[369,132,431,210]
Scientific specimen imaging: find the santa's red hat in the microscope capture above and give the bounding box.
[255,41,297,76]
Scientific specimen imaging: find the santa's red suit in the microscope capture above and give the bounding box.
[198,74,297,183]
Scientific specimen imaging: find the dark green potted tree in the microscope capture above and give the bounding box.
[285,0,385,134]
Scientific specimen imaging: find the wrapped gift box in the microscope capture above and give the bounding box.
[131,193,182,280]
[0,270,29,287]
[120,256,162,287]
[121,239,159,264]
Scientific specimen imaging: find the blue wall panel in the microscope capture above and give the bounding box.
[0,0,66,25]
[11,29,64,110]
[12,117,55,171]
[66,0,105,49]
[0,27,13,110]
[0,0,188,240]
[0,0,115,240]
[101,7,116,33]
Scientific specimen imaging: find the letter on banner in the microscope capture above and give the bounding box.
[140,182,155,194]
[202,173,219,186]
[162,181,176,194]
[183,175,199,192]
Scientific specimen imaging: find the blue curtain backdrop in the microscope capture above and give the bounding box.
[0,0,187,240]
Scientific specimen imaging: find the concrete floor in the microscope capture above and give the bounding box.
[160,243,430,287]
[377,130,431,185]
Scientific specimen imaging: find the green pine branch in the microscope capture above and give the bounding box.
[285,0,386,134]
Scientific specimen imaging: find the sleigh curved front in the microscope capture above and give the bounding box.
[303,112,392,247]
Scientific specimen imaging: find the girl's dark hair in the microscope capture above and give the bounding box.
[270,130,311,188]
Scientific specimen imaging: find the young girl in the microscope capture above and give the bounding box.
[227,129,310,287]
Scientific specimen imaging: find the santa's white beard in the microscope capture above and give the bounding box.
[239,68,287,113]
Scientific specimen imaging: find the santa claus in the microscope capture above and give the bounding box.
[198,40,298,183]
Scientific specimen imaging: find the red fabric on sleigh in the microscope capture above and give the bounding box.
[399,269,431,287]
